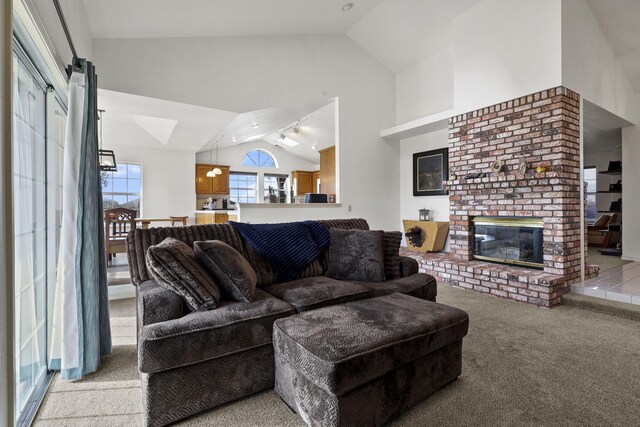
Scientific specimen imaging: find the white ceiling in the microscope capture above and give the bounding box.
[82,0,384,39]
[347,0,481,73]
[97,89,237,152]
[81,0,640,86]
[203,98,336,163]
[586,0,640,92]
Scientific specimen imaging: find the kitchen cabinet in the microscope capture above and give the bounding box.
[292,170,313,196]
[319,146,336,201]
[195,164,230,195]
[312,171,320,193]
[195,211,233,224]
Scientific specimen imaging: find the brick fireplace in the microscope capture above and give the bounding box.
[407,87,598,308]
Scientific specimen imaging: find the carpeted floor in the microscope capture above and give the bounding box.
[34,285,640,426]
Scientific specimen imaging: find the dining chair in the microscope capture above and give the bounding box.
[104,207,137,266]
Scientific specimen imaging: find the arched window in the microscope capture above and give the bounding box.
[242,149,277,168]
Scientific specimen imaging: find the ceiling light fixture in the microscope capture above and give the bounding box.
[207,135,223,177]
[232,136,238,142]
[342,2,354,11]
[98,109,117,171]
[251,122,259,128]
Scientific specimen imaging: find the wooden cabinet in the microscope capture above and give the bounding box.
[319,146,336,201]
[195,164,230,195]
[195,212,232,224]
[312,171,320,193]
[292,170,314,196]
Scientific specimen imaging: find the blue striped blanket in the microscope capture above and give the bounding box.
[230,221,330,281]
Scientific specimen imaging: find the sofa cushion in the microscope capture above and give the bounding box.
[326,229,386,282]
[382,231,403,279]
[354,273,437,301]
[138,289,295,373]
[194,240,257,303]
[263,277,371,313]
[273,293,469,396]
[146,237,221,312]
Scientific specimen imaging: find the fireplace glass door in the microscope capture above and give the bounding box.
[473,217,544,268]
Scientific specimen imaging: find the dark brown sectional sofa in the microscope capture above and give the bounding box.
[126,218,437,426]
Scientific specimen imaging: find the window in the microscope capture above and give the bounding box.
[242,149,276,168]
[264,174,289,203]
[101,163,142,216]
[584,166,597,223]
[13,51,50,422]
[229,172,257,204]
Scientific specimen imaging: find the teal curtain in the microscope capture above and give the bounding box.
[49,59,111,380]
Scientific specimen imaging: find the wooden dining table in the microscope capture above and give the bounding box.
[135,217,186,229]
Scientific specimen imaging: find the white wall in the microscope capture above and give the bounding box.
[106,144,196,222]
[396,48,453,123]
[562,0,637,124]
[399,129,450,248]
[453,0,562,115]
[93,35,398,229]
[622,98,640,260]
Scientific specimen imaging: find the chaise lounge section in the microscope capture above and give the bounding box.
[127,219,438,426]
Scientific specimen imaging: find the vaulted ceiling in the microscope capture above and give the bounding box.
[81,0,640,93]
[81,0,385,38]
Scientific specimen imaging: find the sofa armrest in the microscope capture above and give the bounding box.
[137,280,185,329]
[399,256,419,277]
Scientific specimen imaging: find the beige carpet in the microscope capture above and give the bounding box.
[34,286,640,426]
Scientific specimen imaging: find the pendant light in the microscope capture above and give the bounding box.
[207,135,223,177]
[98,109,117,171]
[206,142,217,177]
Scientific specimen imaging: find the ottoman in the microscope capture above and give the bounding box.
[273,293,469,427]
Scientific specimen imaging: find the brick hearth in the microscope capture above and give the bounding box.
[416,87,597,307]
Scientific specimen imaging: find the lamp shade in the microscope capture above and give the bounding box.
[212,167,222,175]
[206,169,218,178]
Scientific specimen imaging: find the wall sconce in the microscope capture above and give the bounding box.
[419,209,431,221]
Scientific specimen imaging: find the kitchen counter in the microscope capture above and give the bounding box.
[195,209,237,213]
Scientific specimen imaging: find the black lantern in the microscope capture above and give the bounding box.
[98,109,117,171]
[419,209,431,221]
[99,149,117,172]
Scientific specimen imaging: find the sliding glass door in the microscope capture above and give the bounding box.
[12,50,51,424]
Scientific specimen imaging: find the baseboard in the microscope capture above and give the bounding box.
[621,255,640,262]
[108,284,136,300]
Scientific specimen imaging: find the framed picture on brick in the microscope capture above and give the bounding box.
[413,148,448,196]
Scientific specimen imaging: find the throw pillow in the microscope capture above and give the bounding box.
[194,240,257,302]
[146,237,220,311]
[383,231,403,280]
[326,228,386,282]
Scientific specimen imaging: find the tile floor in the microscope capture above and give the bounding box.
[572,261,640,305]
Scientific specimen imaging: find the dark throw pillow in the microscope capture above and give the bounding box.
[146,237,220,312]
[383,231,403,280]
[194,240,257,302]
[326,228,386,282]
